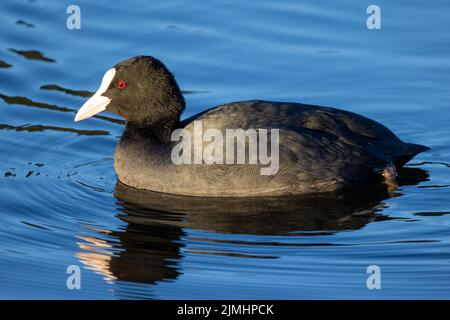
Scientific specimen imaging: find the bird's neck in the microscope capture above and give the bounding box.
[122,118,179,145]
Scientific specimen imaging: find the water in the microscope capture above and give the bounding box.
[0,0,449,299]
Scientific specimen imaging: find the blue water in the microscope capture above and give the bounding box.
[0,0,449,299]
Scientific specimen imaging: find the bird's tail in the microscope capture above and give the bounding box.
[396,143,430,167]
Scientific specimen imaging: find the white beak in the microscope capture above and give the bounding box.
[74,68,116,122]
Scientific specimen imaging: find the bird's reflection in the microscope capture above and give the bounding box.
[76,166,429,287]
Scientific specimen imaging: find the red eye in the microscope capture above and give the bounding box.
[117,81,126,89]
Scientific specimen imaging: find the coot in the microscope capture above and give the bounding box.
[75,56,428,197]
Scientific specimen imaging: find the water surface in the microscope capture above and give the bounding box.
[0,0,449,299]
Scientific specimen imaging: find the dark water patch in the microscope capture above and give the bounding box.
[388,239,440,244]
[181,90,210,94]
[414,211,450,217]
[15,20,35,28]
[20,221,51,231]
[40,84,93,98]
[0,123,109,136]
[76,180,111,193]
[0,93,125,125]
[4,171,16,178]
[409,161,450,168]
[188,237,344,247]
[8,48,55,63]
[187,249,278,259]
[417,184,450,189]
[0,60,12,68]
[0,93,73,112]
